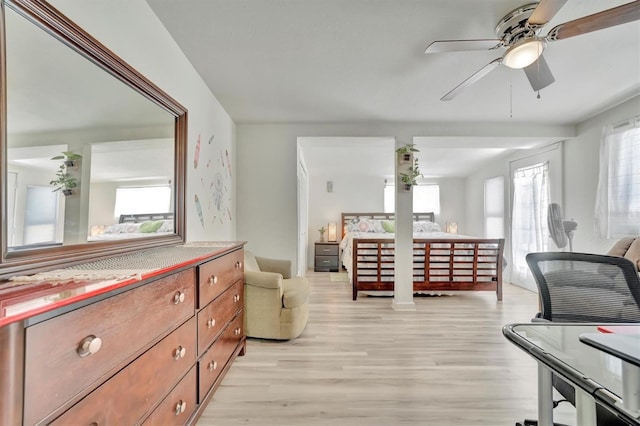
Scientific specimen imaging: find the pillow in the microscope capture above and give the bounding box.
[346,218,385,233]
[104,223,142,234]
[624,238,640,272]
[382,220,395,233]
[607,237,636,257]
[244,251,261,272]
[139,220,164,233]
[413,221,442,233]
[157,219,174,233]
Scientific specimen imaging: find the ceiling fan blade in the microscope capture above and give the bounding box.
[523,54,555,92]
[425,39,501,54]
[527,0,568,27]
[440,58,502,101]
[547,1,640,41]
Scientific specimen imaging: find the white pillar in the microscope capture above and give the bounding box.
[392,141,415,311]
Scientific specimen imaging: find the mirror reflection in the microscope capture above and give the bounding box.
[5,5,176,252]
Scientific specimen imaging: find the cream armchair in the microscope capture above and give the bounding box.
[243,251,310,340]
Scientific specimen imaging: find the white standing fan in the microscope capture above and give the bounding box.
[547,203,577,251]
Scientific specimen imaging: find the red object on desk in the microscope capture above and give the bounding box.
[597,325,640,334]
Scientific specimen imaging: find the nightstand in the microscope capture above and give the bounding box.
[314,242,339,272]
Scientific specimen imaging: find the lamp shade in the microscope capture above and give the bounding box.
[503,38,545,69]
[327,222,337,242]
[446,221,458,234]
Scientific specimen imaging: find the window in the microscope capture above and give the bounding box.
[113,186,172,218]
[484,176,504,238]
[511,162,549,283]
[383,184,440,214]
[23,185,59,245]
[595,119,640,238]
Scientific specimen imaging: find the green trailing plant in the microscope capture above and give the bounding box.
[50,151,82,195]
[395,143,419,155]
[51,151,82,167]
[399,157,422,187]
[397,145,422,188]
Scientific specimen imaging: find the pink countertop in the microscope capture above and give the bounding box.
[0,242,244,327]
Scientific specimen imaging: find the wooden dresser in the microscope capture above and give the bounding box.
[0,242,246,425]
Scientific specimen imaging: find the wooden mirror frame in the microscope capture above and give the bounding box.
[0,0,187,279]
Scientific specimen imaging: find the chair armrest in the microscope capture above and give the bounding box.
[255,256,292,279]
[244,271,283,289]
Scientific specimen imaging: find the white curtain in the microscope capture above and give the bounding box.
[595,119,640,238]
[511,162,549,284]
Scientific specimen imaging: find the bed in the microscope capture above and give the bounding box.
[88,213,175,241]
[340,212,505,301]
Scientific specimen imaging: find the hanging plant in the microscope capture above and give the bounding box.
[395,143,419,163]
[51,151,82,168]
[50,151,82,196]
[397,145,422,190]
[399,157,422,190]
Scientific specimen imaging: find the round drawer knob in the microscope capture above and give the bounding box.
[174,400,187,415]
[233,294,240,303]
[173,345,186,360]
[234,327,241,335]
[235,261,242,269]
[77,335,102,357]
[208,275,218,285]
[207,318,216,328]
[173,291,186,304]
[208,360,218,371]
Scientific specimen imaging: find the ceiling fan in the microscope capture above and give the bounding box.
[425,0,640,101]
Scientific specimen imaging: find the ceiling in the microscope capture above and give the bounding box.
[146,0,640,177]
[146,0,640,124]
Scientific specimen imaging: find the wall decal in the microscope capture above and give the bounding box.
[194,193,204,228]
[192,129,232,230]
[194,133,201,169]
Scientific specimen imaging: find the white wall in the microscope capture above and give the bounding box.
[465,95,640,274]
[305,173,466,269]
[307,173,385,268]
[51,0,237,241]
[237,122,573,272]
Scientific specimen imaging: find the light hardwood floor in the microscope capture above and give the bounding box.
[198,271,575,426]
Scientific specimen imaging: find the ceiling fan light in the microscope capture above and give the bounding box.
[503,38,546,69]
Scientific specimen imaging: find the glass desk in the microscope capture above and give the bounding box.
[503,323,640,426]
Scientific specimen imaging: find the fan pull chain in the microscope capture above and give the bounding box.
[537,91,541,99]
[509,83,513,118]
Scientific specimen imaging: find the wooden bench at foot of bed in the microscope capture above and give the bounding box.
[351,238,505,301]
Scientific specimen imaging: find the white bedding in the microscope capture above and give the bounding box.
[88,219,174,242]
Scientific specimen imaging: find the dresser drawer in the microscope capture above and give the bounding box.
[198,249,244,308]
[142,366,197,426]
[315,243,339,256]
[197,279,243,356]
[50,317,196,425]
[315,256,338,268]
[198,314,243,402]
[24,269,196,425]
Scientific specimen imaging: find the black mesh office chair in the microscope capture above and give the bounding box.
[518,252,640,426]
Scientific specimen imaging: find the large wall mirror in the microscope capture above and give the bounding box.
[0,0,187,278]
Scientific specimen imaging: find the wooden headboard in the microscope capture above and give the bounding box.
[341,212,435,238]
[119,212,174,224]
